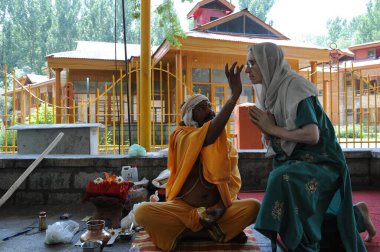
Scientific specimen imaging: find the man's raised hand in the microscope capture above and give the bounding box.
[225,62,243,100]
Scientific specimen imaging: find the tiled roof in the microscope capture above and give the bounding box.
[26,74,49,84]
[300,58,380,72]
[193,9,288,40]
[185,31,327,50]
[348,40,380,50]
[46,41,158,61]
[339,48,355,57]
[344,58,380,67]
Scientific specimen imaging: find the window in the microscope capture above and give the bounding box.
[192,84,211,99]
[195,17,200,26]
[212,69,228,83]
[192,68,211,98]
[241,85,253,103]
[192,69,210,82]
[368,49,376,59]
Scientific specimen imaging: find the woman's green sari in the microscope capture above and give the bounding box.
[254,96,366,252]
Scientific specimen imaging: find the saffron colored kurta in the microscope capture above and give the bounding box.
[135,121,260,251]
[254,97,366,252]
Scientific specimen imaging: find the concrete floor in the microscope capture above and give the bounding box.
[0,203,134,252]
[1,192,378,251]
[0,202,282,252]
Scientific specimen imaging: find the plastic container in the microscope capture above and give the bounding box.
[121,166,138,182]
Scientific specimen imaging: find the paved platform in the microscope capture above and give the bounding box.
[0,190,378,251]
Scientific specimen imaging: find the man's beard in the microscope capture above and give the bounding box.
[206,111,216,122]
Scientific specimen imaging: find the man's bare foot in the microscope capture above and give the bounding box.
[356,202,376,242]
[179,228,213,242]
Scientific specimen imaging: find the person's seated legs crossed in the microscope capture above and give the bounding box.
[135,63,261,251]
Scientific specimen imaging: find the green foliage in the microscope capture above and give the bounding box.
[100,130,113,145]
[310,0,380,48]
[325,17,353,48]
[130,0,141,20]
[129,0,188,46]
[0,67,25,117]
[1,0,195,74]
[27,105,55,124]
[51,0,80,52]
[154,0,186,47]
[238,0,275,25]
[350,0,380,44]
[0,129,15,147]
[335,124,380,139]
[78,0,139,44]
[2,0,54,74]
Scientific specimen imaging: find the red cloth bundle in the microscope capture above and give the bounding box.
[83,172,134,203]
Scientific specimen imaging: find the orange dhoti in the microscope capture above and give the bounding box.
[135,121,260,251]
[135,198,260,251]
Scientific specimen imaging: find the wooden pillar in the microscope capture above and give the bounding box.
[65,82,74,123]
[55,68,62,123]
[139,0,151,151]
[310,61,317,84]
[287,59,299,71]
[20,79,25,124]
[175,50,183,125]
[323,80,328,111]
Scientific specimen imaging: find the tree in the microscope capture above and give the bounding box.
[350,0,380,44]
[320,0,380,48]
[238,0,275,25]
[50,0,81,53]
[27,105,55,124]
[77,0,139,44]
[130,0,192,46]
[153,0,185,46]
[325,17,352,49]
[0,0,54,74]
[0,0,194,79]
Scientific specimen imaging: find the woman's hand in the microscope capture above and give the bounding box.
[249,106,320,145]
[199,207,225,229]
[248,106,276,135]
[225,62,243,102]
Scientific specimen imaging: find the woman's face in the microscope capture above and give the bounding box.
[245,54,263,84]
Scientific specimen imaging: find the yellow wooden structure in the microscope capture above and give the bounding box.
[2,1,379,153]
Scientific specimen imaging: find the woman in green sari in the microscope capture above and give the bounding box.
[245,42,376,251]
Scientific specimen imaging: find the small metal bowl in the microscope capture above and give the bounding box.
[81,240,102,252]
[119,230,135,241]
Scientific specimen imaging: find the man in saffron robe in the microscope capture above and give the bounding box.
[135,62,261,251]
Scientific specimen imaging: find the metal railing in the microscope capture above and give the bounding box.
[303,61,379,148]
[1,60,380,154]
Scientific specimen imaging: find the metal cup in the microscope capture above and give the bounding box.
[81,240,103,252]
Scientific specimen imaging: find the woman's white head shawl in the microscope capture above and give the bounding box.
[181,94,209,127]
[247,42,318,156]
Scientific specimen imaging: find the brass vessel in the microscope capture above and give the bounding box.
[80,220,111,250]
